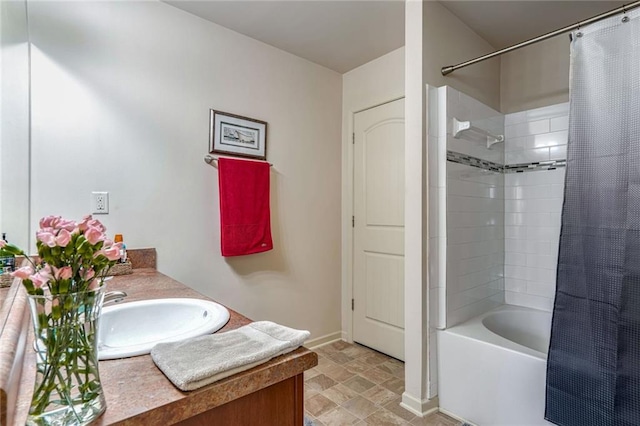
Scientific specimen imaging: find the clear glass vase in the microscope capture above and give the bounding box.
[26,286,107,426]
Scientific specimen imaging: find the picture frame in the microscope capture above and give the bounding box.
[209,109,268,160]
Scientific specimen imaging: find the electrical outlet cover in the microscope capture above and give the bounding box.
[91,192,109,214]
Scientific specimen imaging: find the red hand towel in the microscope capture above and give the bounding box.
[218,157,273,257]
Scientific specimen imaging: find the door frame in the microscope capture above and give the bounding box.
[342,96,405,344]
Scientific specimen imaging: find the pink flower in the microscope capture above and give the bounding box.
[101,243,122,261]
[78,215,92,231]
[30,271,51,288]
[87,219,106,233]
[53,266,73,280]
[39,216,61,229]
[55,229,72,247]
[36,230,57,247]
[0,240,5,249]
[81,268,95,281]
[11,265,33,280]
[56,219,77,232]
[88,279,100,290]
[84,226,104,245]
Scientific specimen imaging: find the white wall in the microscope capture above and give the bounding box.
[27,1,343,340]
[341,46,405,342]
[0,0,30,250]
[504,103,569,311]
[501,36,570,114]
[423,1,501,112]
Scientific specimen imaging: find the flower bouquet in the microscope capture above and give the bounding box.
[2,215,122,425]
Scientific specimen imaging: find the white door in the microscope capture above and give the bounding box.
[353,98,405,360]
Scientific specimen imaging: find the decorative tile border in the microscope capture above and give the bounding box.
[503,159,566,174]
[446,151,503,173]
[447,150,566,174]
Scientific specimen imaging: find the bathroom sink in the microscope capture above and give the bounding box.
[98,298,230,360]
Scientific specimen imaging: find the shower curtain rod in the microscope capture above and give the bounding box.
[441,0,640,76]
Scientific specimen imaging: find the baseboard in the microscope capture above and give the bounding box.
[304,332,343,349]
[439,407,476,426]
[400,392,439,417]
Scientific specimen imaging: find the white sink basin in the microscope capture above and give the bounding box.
[98,298,230,360]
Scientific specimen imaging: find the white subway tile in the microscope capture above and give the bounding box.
[529,131,568,148]
[505,111,528,126]
[505,277,527,292]
[550,115,569,132]
[505,265,528,280]
[526,103,569,121]
[526,281,557,299]
[505,212,524,226]
[505,136,528,152]
[505,252,527,266]
[506,147,550,165]
[549,145,568,161]
[505,226,526,239]
[505,119,550,139]
[505,291,554,312]
[505,238,528,253]
[526,253,558,270]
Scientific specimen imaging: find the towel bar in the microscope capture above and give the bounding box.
[204,155,273,167]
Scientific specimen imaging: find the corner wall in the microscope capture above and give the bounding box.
[501,36,570,114]
[341,46,405,342]
[423,1,501,111]
[28,1,343,341]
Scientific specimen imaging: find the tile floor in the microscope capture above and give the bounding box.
[305,341,462,426]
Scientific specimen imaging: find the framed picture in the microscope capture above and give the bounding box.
[209,110,268,160]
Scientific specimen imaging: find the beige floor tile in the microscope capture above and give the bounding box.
[317,356,339,372]
[409,412,460,426]
[327,351,355,365]
[383,398,415,422]
[344,359,374,374]
[360,367,394,384]
[324,364,357,382]
[341,344,372,359]
[363,409,409,425]
[343,376,376,393]
[361,385,398,406]
[341,396,381,420]
[376,360,405,379]
[380,377,405,395]
[305,387,321,401]
[306,374,338,392]
[323,383,360,405]
[306,394,338,418]
[318,406,361,426]
[361,352,391,366]
[305,368,321,380]
[329,340,352,351]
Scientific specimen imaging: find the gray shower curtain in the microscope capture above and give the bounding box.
[545,9,640,426]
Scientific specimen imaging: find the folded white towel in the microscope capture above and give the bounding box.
[150,321,310,391]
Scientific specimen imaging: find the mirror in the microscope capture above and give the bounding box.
[1,0,31,251]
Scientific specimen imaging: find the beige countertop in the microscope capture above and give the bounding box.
[11,268,317,425]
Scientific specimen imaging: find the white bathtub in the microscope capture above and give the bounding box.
[438,305,554,426]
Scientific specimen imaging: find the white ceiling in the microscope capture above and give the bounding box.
[164,0,405,73]
[440,1,627,49]
[165,0,628,73]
